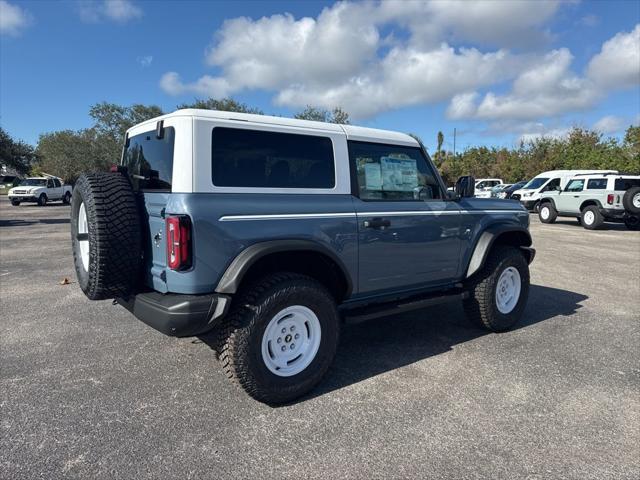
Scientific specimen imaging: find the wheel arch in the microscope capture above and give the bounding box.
[539,196,556,209]
[215,240,353,301]
[580,199,602,211]
[465,224,533,279]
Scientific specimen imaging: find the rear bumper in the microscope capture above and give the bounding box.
[599,208,626,220]
[116,291,231,337]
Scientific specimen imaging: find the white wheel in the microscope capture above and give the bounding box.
[583,210,595,226]
[78,202,90,271]
[540,206,550,220]
[261,305,322,377]
[633,192,640,209]
[495,266,521,314]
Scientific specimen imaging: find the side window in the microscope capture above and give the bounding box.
[614,178,640,190]
[349,141,442,201]
[542,178,561,192]
[476,181,487,189]
[47,179,54,188]
[53,179,62,188]
[211,127,335,189]
[122,127,175,191]
[565,179,585,192]
[587,178,607,190]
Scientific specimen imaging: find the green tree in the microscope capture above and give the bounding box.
[89,102,164,140]
[294,105,351,124]
[177,97,263,114]
[0,128,37,175]
[36,128,117,183]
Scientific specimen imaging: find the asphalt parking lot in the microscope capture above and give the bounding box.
[1,195,639,479]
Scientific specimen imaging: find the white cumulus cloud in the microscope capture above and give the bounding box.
[587,24,640,89]
[593,115,625,134]
[78,0,142,24]
[0,0,32,36]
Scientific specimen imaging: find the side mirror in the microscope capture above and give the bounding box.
[455,176,475,198]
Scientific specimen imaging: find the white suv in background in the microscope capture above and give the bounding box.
[538,173,640,230]
[474,178,503,198]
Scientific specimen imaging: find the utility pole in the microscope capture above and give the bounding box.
[453,128,457,158]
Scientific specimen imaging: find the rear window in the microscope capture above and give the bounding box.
[587,178,607,189]
[122,127,175,191]
[614,178,640,190]
[211,127,335,189]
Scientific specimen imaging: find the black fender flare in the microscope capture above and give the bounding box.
[579,199,603,211]
[538,197,556,209]
[215,239,353,296]
[465,224,533,278]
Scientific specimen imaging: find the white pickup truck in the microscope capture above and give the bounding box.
[8,176,72,206]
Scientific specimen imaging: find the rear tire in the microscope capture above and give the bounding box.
[538,202,557,223]
[622,187,640,214]
[464,246,530,332]
[217,272,340,404]
[581,205,604,230]
[37,194,47,206]
[62,192,71,204]
[70,172,142,300]
[10,199,20,206]
[624,215,640,231]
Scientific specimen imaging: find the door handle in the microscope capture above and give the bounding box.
[573,195,579,198]
[363,218,391,229]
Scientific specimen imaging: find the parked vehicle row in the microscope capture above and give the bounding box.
[8,176,72,206]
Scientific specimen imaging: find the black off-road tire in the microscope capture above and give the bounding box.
[70,172,142,300]
[10,199,20,206]
[37,194,47,206]
[538,202,557,223]
[464,246,530,332]
[581,205,604,230]
[624,215,640,231]
[63,192,71,205]
[217,272,340,404]
[623,187,640,215]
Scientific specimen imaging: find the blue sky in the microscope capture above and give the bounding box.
[1,0,639,153]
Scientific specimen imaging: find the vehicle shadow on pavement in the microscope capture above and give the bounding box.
[302,284,588,402]
[0,218,70,227]
[553,219,629,231]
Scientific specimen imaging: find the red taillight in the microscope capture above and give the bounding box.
[607,194,614,205]
[166,215,192,270]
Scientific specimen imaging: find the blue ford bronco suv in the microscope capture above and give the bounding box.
[70,109,535,403]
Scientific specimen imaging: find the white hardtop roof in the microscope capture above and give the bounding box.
[129,109,420,147]
[573,172,639,178]
[533,169,618,177]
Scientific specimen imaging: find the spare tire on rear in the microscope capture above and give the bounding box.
[623,186,640,214]
[70,172,142,300]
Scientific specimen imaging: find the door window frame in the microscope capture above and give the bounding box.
[347,140,446,202]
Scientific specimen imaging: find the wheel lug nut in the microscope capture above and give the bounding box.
[281,328,286,334]
[277,337,282,343]
[290,344,295,349]
[294,333,299,339]
[281,346,286,352]
[290,326,295,331]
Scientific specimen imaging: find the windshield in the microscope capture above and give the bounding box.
[19,178,47,186]
[522,177,549,190]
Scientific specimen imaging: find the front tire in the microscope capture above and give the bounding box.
[464,246,530,332]
[218,272,340,404]
[538,202,557,223]
[37,194,47,206]
[581,205,603,230]
[10,199,20,206]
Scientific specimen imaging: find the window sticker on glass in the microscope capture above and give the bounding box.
[364,162,382,190]
[380,156,417,192]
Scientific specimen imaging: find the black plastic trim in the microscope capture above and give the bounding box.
[215,239,353,296]
[116,291,230,337]
[465,224,533,278]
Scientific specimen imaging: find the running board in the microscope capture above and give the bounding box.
[342,290,469,324]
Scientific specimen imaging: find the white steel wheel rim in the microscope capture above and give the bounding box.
[633,193,640,208]
[540,206,550,219]
[584,210,595,225]
[495,266,521,314]
[78,202,90,271]
[261,305,321,377]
